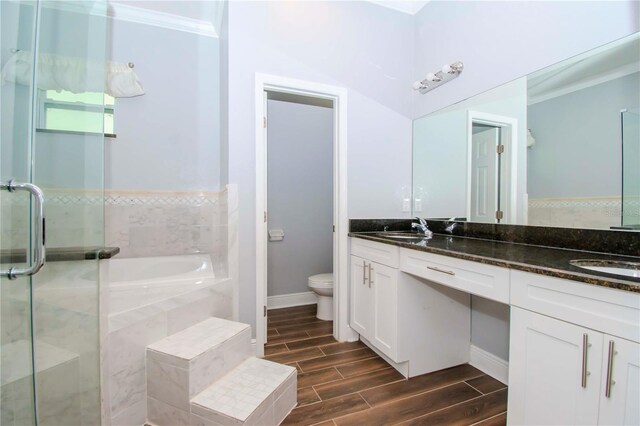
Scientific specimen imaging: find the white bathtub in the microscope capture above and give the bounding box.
[106,254,216,316]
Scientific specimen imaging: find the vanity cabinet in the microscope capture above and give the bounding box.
[509,271,640,426]
[349,254,399,361]
[509,308,640,425]
[349,238,470,374]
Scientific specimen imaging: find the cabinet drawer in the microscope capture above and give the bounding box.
[400,250,509,303]
[351,238,399,268]
[511,270,640,343]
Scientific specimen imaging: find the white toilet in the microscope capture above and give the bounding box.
[308,273,333,321]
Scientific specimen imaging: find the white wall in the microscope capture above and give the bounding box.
[105,18,220,192]
[413,0,639,362]
[228,1,415,329]
[267,99,333,297]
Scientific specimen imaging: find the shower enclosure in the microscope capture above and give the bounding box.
[1,1,107,424]
[622,108,640,229]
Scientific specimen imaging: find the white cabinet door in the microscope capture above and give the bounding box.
[370,262,398,360]
[508,307,603,425]
[598,336,640,426]
[350,255,370,337]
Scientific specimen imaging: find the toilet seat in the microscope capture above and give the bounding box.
[308,273,333,287]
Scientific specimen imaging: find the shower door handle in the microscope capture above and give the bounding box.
[1,180,46,279]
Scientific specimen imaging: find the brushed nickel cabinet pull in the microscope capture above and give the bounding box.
[605,340,615,398]
[427,266,455,276]
[581,333,589,388]
[368,263,373,287]
[362,260,367,285]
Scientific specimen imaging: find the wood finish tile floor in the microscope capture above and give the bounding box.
[265,305,508,426]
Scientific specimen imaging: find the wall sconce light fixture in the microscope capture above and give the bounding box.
[413,61,464,94]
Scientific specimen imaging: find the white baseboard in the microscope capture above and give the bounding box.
[267,291,317,309]
[469,344,509,385]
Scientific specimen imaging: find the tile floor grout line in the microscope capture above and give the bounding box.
[361,373,487,409]
[394,383,506,425]
[312,366,397,393]
[299,354,380,373]
[469,410,507,426]
[464,381,484,395]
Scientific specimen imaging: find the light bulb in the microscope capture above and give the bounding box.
[426,72,441,82]
[412,81,423,90]
[441,64,452,74]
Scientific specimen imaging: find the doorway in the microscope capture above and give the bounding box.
[254,74,354,357]
[265,91,334,325]
[466,111,519,224]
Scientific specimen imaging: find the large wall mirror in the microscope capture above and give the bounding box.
[413,32,640,231]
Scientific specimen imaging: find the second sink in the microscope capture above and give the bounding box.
[570,259,640,278]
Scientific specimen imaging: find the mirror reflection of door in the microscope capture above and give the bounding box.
[470,124,502,223]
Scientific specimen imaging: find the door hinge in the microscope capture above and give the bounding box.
[333,225,335,232]
[264,211,267,223]
[263,117,267,128]
[264,306,267,317]
[496,210,504,220]
[496,144,505,154]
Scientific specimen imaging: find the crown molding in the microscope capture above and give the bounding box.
[107,3,218,38]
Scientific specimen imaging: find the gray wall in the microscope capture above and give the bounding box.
[105,18,220,192]
[413,0,639,362]
[228,1,415,330]
[528,72,640,198]
[267,100,333,297]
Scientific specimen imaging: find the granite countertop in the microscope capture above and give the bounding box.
[349,232,640,293]
[1,247,120,264]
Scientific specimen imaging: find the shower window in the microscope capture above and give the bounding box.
[37,89,115,135]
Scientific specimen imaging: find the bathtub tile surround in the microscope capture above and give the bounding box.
[146,318,296,426]
[103,255,233,425]
[100,185,239,425]
[104,189,226,264]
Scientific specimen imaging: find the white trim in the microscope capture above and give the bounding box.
[466,111,519,224]
[267,292,318,310]
[469,344,509,385]
[255,73,356,357]
[108,3,218,38]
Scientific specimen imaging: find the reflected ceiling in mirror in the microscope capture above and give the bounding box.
[412,32,640,231]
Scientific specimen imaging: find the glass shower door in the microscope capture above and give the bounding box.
[1,1,107,424]
[1,1,40,424]
[622,109,640,229]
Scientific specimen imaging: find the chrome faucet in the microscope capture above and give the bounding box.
[412,217,433,238]
[444,217,458,234]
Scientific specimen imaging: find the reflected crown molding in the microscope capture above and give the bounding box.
[35,0,218,38]
[107,3,218,38]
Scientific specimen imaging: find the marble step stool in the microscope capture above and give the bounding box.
[145,317,296,425]
[190,357,297,426]
[146,317,252,423]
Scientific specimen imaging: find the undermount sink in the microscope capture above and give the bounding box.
[570,259,640,279]
[375,231,426,241]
